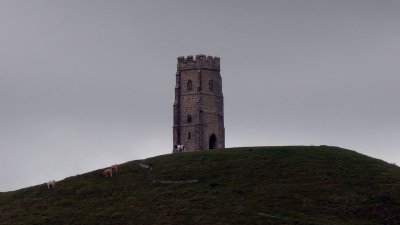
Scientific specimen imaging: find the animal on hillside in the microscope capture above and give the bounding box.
[103,168,113,177]
[47,180,56,189]
[110,164,119,174]
[177,144,185,153]
[138,163,150,169]
[138,163,153,175]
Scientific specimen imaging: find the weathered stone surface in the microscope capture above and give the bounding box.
[173,55,225,152]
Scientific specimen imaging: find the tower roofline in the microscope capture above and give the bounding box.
[177,54,220,71]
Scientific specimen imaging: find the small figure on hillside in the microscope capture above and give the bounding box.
[103,168,113,177]
[147,164,153,175]
[138,163,153,175]
[110,164,119,174]
[47,180,56,189]
[177,144,185,153]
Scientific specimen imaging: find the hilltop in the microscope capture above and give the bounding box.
[1,146,400,225]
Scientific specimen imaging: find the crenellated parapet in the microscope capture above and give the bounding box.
[177,54,220,71]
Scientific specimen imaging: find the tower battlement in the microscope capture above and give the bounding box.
[177,54,220,71]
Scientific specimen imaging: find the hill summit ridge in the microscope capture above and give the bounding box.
[1,146,400,225]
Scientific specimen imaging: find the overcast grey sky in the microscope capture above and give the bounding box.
[1,0,399,192]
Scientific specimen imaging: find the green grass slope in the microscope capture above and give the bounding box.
[1,146,400,225]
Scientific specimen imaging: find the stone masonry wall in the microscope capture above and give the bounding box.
[173,54,224,152]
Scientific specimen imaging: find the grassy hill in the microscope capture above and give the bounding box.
[1,146,400,225]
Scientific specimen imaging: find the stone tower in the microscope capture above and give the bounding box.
[173,54,225,153]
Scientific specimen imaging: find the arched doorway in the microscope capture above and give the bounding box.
[209,134,217,149]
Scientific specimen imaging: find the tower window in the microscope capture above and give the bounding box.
[187,115,192,123]
[209,80,213,92]
[187,79,193,91]
[188,132,191,139]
